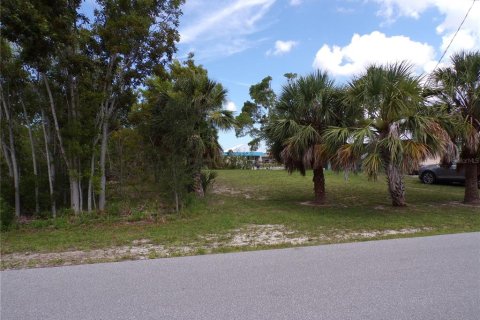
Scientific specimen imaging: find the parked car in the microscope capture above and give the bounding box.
[418,163,480,188]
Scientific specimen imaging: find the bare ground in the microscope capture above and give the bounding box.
[0,224,432,270]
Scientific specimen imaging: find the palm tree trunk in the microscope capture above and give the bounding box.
[193,172,205,198]
[386,164,406,207]
[463,163,479,204]
[312,167,326,204]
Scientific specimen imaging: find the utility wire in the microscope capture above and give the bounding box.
[432,0,477,72]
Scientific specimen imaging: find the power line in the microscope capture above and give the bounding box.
[432,0,477,72]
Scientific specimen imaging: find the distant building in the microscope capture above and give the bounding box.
[223,151,268,162]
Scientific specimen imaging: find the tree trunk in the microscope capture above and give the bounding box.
[1,88,20,217]
[99,119,108,211]
[21,100,39,214]
[88,153,95,212]
[78,162,83,212]
[69,176,81,214]
[193,171,204,198]
[44,74,80,214]
[463,163,480,204]
[386,164,406,207]
[174,191,180,213]
[312,167,326,204]
[41,109,56,217]
[43,75,68,167]
[1,139,13,177]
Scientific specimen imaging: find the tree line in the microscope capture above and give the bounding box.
[1,1,479,227]
[1,0,185,221]
[246,54,479,206]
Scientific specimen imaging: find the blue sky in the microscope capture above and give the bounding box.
[176,0,480,151]
[80,0,480,151]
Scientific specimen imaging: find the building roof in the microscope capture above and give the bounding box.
[224,151,267,157]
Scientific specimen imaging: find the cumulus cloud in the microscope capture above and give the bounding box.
[289,0,302,6]
[224,101,237,112]
[179,0,276,59]
[266,40,298,56]
[371,0,480,58]
[312,31,437,76]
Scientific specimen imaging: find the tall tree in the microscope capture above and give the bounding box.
[1,0,184,214]
[140,59,234,209]
[324,63,450,206]
[236,76,277,150]
[265,71,358,203]
[1,0,95,214]
[0,39,29,217]
[93,0,183,211]
[432,51,480,204]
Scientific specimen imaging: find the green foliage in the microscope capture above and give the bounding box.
[235,76,277,147]
[265,70,357,175]
[0,196,15,230]
[139,58,235,210]
[325,62,450,178]
[0,0,185,216]
[223,154,253,169]
[201,170,218,193]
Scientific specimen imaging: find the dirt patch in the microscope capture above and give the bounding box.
[212,184,262,200]
[1,225,435,270]
[299,201,330,207]
[220,224,310,247]
[441,201,480,208]
[1,242,194,270]
[335,227,433,240]
[212,185,241,195]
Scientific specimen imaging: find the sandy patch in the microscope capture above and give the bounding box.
[228,224,310,247]
[1,225,434,270]
[1,242,194,270]
[336,228,433,240]
[212,184,264,200]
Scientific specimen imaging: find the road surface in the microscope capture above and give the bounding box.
[2,232,479,320]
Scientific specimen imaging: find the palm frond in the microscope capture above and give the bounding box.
[401,140,434,173]
[208,110,236,131]
[284,124,321,159]
[362,151,384,181]
[332,144,360,172]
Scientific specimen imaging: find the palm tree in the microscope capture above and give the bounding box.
[265,71,359,203]
[432,51,480,204]
[170,73,235,198]
[323,62,450,206]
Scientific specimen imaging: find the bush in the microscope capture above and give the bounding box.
[0,196,15,230]
[201,170,218,192]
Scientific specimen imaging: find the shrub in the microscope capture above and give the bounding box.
[201,170,218,192]
[0,196,15,230]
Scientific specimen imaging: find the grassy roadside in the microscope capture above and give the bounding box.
[1,170,479,269]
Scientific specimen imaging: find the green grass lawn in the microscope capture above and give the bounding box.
[1,170,479,269]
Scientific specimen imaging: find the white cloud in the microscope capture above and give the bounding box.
[312,31,437,76]
[371,0,480,58]
[224,101,237,112]
[289,0,302,6]
[266,40,298,56]
[179,0,276,59]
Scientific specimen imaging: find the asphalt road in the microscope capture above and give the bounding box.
[1,233,479,320]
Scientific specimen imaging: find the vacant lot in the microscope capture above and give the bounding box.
[1,170,479,269]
